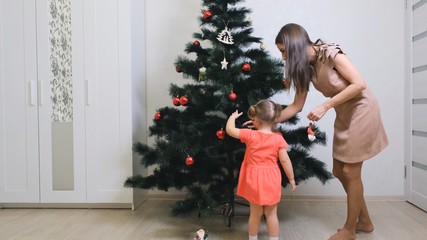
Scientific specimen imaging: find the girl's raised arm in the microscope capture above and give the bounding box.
[226,110,243,139]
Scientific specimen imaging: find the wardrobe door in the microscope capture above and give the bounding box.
[406,0,427,211]
[83,0,132,203]
[0,0,40,202]
[38,0,86,203]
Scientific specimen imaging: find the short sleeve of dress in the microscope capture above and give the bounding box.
[276,133,288,150]
[239,129,252,144]
[318,43,345,63]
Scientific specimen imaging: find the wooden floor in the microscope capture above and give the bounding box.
[0,199,426,240]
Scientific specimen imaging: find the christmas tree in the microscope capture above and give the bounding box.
[125,0,332,225]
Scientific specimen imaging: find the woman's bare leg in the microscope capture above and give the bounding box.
[357,197,374,232]
[329,159,371,240]
[333,159,374,233]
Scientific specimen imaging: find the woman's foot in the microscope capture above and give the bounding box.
[356,220,374,233]
[337,222,374,234]
[329,228,356,240]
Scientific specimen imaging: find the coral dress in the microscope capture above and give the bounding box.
[312,43,389,163]
[236,129,288,205]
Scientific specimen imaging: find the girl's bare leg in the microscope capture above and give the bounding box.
[248,203,264,237]
[264,204,279,237]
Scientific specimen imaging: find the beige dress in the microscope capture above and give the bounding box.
[311,43,388,163]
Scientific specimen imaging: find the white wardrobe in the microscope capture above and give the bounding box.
[0,0,146,207]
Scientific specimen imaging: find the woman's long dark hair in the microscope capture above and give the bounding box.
[275,23,316,93]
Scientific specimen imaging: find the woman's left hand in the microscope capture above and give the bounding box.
[307,104,328,121]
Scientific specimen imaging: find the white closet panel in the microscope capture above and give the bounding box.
[0,0,40,202]
[84,0,132,203]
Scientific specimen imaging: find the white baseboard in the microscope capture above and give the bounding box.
[0,203,133,209]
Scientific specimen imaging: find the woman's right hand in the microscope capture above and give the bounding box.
[307,103,328,122]
[242,120,254,129]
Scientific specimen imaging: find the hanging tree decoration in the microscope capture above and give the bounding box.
[217,27,234,45]
[221,57,228,70]
[153,111,161,121]
[173,96,181,106]
[228,91,237,101]
[216,128,225,140]
[242,63,251,72]
[183,149,195,166]
[228,85,237,101]
[179,95,189,106]
[198,66,207,81]
[198,88,206,95]
[217,21,234,45]
[185,155,194,166]
[203,10,213,20]
[221,50,228,70]
[307,122,317,141]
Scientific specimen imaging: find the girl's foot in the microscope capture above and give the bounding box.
[329,228,356,240]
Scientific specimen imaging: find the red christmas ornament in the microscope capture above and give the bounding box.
[154,111,161,120]
[307,122,316,141]
[307,122,314,134]
[203,10,213,19]
[228,91,237,101]
[173,96,181,106]
[242,63,251,72]
[175,66,182,73]
[216,129,225,140]
[193,40,200,46]
[185,156,194,166]
[179,96,189,106]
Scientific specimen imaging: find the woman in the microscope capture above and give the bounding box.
[275,23,388,240]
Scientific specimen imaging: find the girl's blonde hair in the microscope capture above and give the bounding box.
[247,100,282,124]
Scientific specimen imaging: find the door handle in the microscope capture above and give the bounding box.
[85,80,91,105]
[30,80,36,106]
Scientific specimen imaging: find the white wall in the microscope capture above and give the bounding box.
[145,0,405,198]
